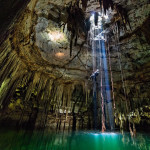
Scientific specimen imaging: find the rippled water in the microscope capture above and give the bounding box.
[0,128,150,150]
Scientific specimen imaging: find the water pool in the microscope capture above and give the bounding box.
[0,128,150,150]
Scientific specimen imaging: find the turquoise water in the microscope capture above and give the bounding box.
[0,128,150,150]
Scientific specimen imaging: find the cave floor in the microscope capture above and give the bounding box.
[0,127,150,150]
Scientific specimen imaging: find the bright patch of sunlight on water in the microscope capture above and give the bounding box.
[0,128,150,150]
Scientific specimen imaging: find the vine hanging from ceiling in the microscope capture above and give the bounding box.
[65,1,89,57]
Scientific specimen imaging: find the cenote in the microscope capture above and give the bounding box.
[0,0,150,150]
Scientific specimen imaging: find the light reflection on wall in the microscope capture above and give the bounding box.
[55,52,65,58]
[48,31,66,42]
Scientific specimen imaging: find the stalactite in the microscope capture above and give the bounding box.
[94,12,99,26]
[0,45,27,110]
[115,5,131,31]
[1,74,24,111]
[50,83,58,108]
[36,74,48,96]
[24,73,35,102]
[0,45,11,65]
[68,84,75,107]
[55,84,64,110]
[41,79,53,128]
[66,1,87,57]
[0,52,17,85]
[98,0,113,14]
[81,0,88,11]
[36,77,54,128]
[62,86,67,109]
[42,79,53,108]
[98,0,130,30]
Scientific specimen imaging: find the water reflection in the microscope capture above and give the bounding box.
[0,128,150,150]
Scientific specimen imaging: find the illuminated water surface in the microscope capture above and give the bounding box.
[0,128,150,150]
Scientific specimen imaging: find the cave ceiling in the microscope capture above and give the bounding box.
[0,0,150,89]
[11,0,119,82]
[0,0,126,81]
[10,0,93,83]
[1,0,114,84]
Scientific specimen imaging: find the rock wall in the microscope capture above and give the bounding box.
[107,0,150,130]
[0,0,94,131]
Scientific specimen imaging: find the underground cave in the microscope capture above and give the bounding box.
[0,0,150,150]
